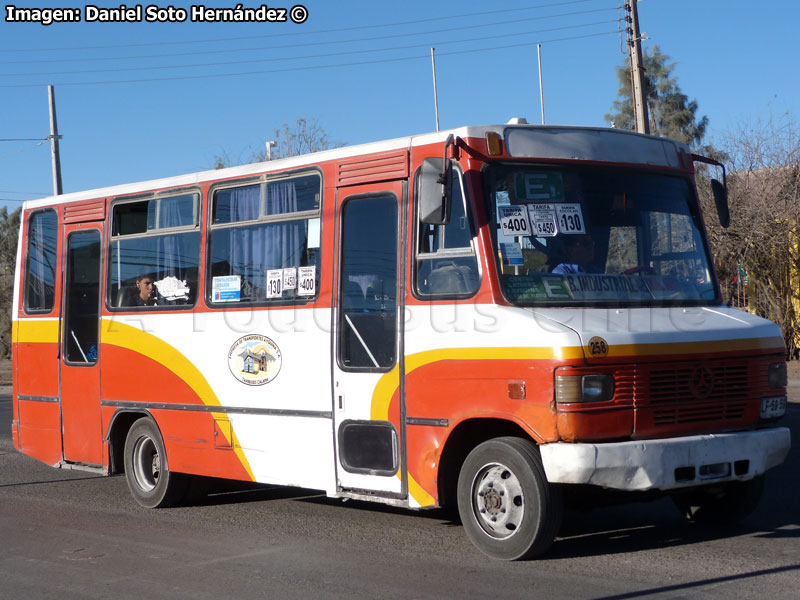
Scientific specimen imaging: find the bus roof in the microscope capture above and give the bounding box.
[22,123,689,211]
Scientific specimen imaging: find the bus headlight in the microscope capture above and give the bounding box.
[555,373,615,404]
[768,362,788,388]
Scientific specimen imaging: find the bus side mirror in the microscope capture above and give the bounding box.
[419,157,452,225]
[711,178,730,228]
[691,153,730,229]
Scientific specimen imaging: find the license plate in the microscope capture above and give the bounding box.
[761,396,787,419]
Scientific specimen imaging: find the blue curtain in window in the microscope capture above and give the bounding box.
[155,233,198,279]
[213,185,260,223]
[158,194,195,229]
[225,181,305,298]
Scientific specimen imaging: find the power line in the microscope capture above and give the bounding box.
[0,137,48,142]
[0,6,618,66]
[2,20,618,77]
[0,190,49,195]
[0,30,620,88]
[0,0,598,53]
[0,140,49,160]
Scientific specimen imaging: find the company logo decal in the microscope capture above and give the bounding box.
[227,334,282,386]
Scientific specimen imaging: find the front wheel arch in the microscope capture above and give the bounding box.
[437,419,532,513]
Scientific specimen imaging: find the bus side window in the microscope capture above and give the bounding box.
[24,209,58,313]
[109,192,201,309]
[415,165,479,297]
[207,174,322,304]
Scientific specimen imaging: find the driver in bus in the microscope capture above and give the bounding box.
[552,234,597,274]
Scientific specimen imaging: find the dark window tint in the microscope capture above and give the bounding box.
[338,195,397,370]
[338,421,398,475]
[24,210,58,312]
[113,193,197,236]
[64,231,101,363]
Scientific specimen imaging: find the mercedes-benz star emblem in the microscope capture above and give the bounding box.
[689,366,714,398]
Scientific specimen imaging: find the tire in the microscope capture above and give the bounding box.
[457,437,563,560]
[123,417,188,509]
[672,476,764,524]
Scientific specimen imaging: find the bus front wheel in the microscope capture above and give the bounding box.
[123,417,188,508]
[457,437,562,560]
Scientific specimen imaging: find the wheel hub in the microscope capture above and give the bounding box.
[132,435,159,492]
[472,463,524,539]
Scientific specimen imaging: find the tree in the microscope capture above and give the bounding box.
[0,206,21,357]
[606,45,709,149]
[701,112,800,358]
[215,117,343,168]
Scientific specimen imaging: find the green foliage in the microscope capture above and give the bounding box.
[701,112,800,358]
[0,206,21,357]
[606,45,709,149]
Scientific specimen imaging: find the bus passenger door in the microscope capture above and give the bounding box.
[60,224,103,465]
[333,182,406,498]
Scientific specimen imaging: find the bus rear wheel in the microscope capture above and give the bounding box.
[457,437,562,560]
[124,417,188,508]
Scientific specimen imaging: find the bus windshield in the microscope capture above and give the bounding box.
[484,164,719,306]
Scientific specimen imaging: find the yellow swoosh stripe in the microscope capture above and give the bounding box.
[13,319,59,344]
[371,345,583,507]
[602,336,785,357]
[101,319,255,481]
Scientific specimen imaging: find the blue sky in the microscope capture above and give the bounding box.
[1,0,799,209]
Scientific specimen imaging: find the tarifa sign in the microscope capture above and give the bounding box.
[227,334,282,386]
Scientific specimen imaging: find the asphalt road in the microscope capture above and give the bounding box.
[1,393,798,600]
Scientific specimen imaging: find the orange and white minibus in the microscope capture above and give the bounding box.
[11,121,791,559]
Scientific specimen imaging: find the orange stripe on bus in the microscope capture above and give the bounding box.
[100,318,256,481]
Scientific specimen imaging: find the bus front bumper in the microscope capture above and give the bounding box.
[540,428,791,491]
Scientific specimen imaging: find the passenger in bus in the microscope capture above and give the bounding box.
[132,274,157,306]
[552,234,598,274]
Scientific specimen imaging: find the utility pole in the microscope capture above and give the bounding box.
[48,85,63,195]
[626,0,650,134]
